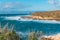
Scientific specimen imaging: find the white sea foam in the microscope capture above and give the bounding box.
[33,20,60,24]
[4,16,33,21]
[4,16,20,20]
[3,16,60,24]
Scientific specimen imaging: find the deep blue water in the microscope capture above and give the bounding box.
[0,20,60,35]
[0,14,60,40]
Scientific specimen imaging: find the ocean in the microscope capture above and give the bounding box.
[0,14,60,40]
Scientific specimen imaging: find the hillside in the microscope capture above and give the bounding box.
[32,11,60,18]
[31,10,60,20]
[19,10,60,20]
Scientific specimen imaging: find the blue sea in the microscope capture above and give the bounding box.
[0,14,60,40]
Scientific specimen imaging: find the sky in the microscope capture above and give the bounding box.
[0,0,60,11]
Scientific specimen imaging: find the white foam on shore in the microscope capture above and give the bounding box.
[33,20,60,24]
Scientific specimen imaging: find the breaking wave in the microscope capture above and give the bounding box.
[1,16,60,24]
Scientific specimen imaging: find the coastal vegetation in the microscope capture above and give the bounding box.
[0,23,21,40]
[27,31,43,40]
[0,23,44,40]
[0,22,60,40]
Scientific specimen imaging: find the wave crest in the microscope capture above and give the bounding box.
[2,16,60,24]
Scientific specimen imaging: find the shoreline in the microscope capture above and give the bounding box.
[21,15,60,21]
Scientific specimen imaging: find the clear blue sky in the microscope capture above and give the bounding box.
[0,0,60,11]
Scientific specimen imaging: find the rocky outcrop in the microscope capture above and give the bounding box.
[31,11,60,20]
[41,33,60,40]
[26,16,53,20]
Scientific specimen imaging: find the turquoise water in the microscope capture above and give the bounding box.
[0,14,60,40]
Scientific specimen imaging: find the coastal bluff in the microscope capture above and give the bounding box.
[21,10,60,20]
